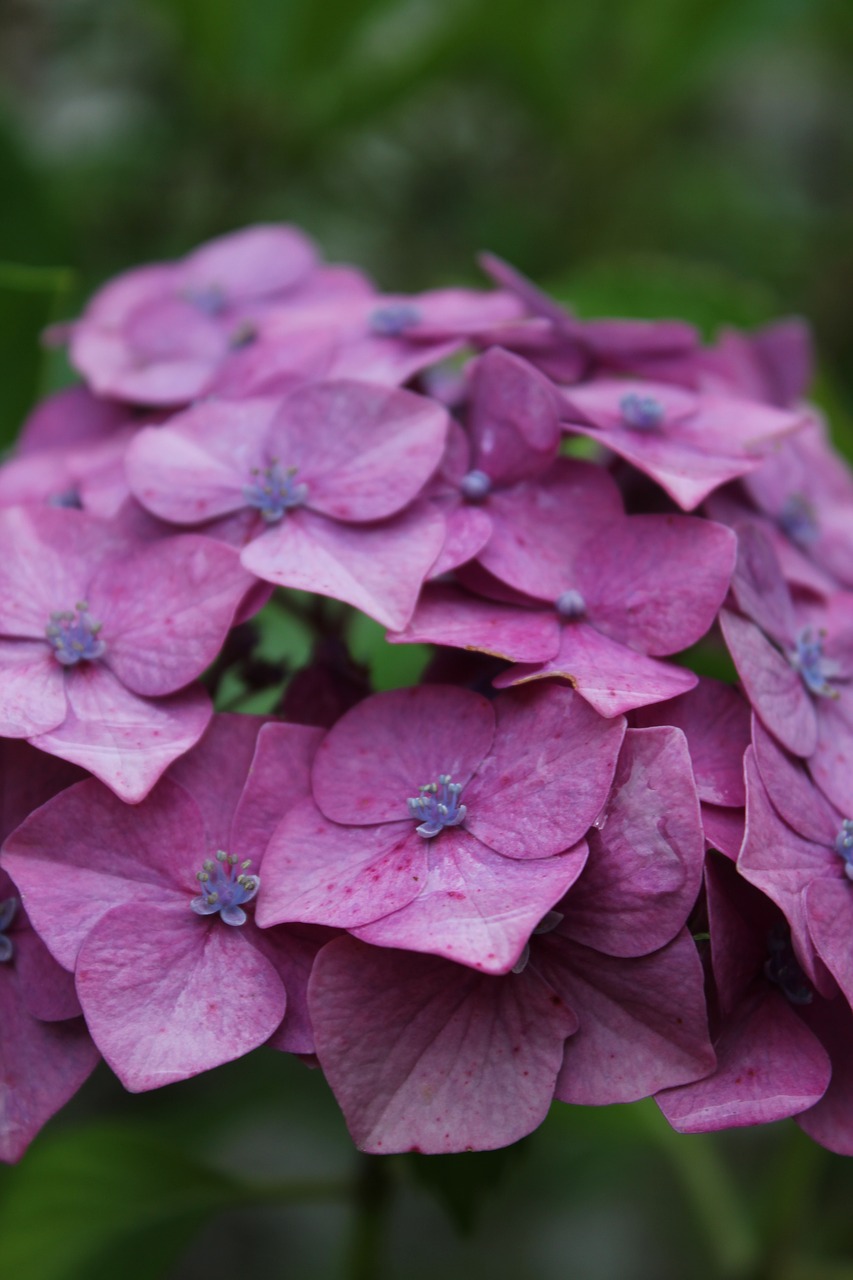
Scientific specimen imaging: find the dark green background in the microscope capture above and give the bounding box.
[2,1,853,1275]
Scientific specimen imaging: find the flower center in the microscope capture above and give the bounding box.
[48,489,83,510]
[764,926,812,1005]
[0,897,18,964]
[789,627,839,698]
[460,469,492,502]
[834,820,853,880]
[779,494,819,547]
[45,602,106,666]
[183,283,226,316]
[229,320,257,349]
[408,774,467,838]
[369,304,422,337]
[620,393,664,431]
[191,851,260,927]
[555,589,586,620]
[244,462,309,523]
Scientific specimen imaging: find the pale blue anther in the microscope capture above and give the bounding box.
[764,926,813,1005]
[45,602,106,667]
[0,897,18,964]
[408,774,467,838]
[620,392,664,431]
[460,469,492,502]
[779,494,819,547]
[48,489,83,510]
[191,850,260,927]
[511,910,564,975]
[555,589,586,620]
[369,304,422,337]
[183,283,227,316]
[789,627,839,698]
[834,820,853,881]
[244,462,309,523]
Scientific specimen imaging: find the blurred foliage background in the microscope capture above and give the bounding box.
[2,0,853,1276]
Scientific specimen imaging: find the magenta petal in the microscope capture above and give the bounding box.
[15,926,81,1021]
[804,877,853,1009]
[309,937,577,1153]
[182,223,316,298]
[496,623,698,717]
[752,717,838,846]
[797,997,853,1155]
[465,683,625,858]
[657,987,830,1132]
[720,609,816,757]
[352,833,588,973]
[702,805,745,859]
[477,462,624,600]
[548,929,715,1104]
[0,996,98,1163]
[393,586,559,664]
[313,685,494,826]
[576,516,736,655]
[0,640,67,737]
[167,712,269,853]
[268,382,449,522]
[2,776,207,970]
[241,504,445,630]
[263,924,337,1055]
[256,800,423,929]
[810,693,853,816]
[428,503,493,579]
[633,677,750,807]
[91,537,252,696]
[28,665,212,803]
[232,721,324,859]
[76,906,286,1090]
[729,523,797,646]
[467,348,560,484]
[562,727,704,957]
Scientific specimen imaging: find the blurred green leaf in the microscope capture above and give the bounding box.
[403,1140,530,1234]
[348,614,431,690]
[0,1123,245,1280]
[0,262,75,448]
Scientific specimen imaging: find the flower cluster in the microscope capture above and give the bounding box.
[1,223,851,1159]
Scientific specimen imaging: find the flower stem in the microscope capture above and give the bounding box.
[347,1154,392,1280]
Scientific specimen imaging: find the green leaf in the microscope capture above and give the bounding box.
[348,613,431,691]
[402,1140,530,1233]
[0,1123,245,1280]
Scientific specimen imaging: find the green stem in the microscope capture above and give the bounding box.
[638,1102,760,1279]
[347,1154,393,1280]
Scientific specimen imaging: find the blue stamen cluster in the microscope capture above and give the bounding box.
[779,494,819,547]
[0,897,18,964]
[244,462,309,523]
[789,627,839,698]
[45,602,106,666]
[408,774,467,838]
[460,469,492,502]
[191,850,260,927]
[368,304,422,337]
[834,820,853,881]
[555,589,586,620]
[183,283,226,316]
[620,393,664,431]
[764,927,813,1005]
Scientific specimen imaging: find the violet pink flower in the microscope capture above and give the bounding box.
[558,377,803,511]
[0,506,256,801]
[257,682,626,973]
[126,381,449,629]
[2,714,325,1089]
[305,725,713,1152]
[395,460,736,716]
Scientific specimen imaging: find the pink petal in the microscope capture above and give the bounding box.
[465,683,625,858]
[562,727,704,957]
[255,799,423,929]
[2,775,207,970]
[75,906,286,1090]
[28,665,212,803]
[392,585,559,664]
[352,832,588,973]
[312,685,494,827]
[241,504,445,630]
[547,929,716,1104]
[720,609,816,757]
[309,937,577,1153]
[495,623,698,717]
[0,640,67,737]
[231,720,324,859]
